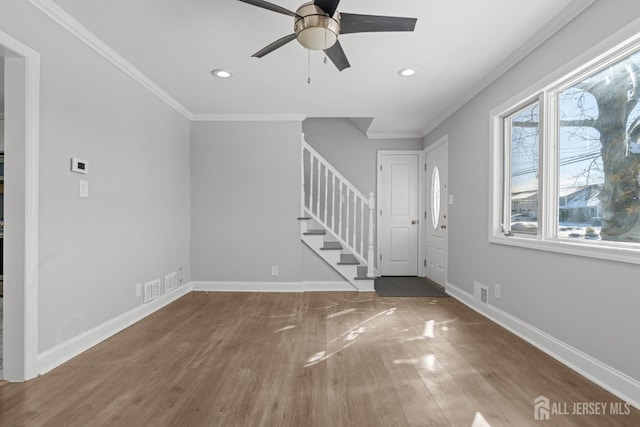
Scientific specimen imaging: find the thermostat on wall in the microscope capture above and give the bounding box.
[71,158,89,174]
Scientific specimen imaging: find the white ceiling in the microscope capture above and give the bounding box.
[49,0,585,137]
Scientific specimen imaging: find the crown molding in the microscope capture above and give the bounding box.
[420,0,596,137]
[191,114,307,122]
[28,0,194,120]
[365,131,425,140]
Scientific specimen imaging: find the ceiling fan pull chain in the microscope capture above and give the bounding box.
[324,27,328,64]
[307,48,311,84]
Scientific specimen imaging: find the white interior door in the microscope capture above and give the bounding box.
[425,139,448,286]
[378,152,419,276]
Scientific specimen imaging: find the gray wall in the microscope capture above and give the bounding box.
[1,2,191,353]
[303,118,423,197]
[190,119,423,285]
[191,121,306,283]
[424,0,640,381]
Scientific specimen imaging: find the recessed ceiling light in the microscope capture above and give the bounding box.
[398,68,417,77]
[211,69,232,78]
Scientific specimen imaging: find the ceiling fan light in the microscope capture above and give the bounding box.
[294,3,340,51]
[297,27,338,50]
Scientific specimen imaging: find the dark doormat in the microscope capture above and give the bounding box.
[375,276,448,297]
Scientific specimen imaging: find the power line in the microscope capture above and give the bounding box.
[511,150,601,177]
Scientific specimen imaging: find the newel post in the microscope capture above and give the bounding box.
[367,192,375,278]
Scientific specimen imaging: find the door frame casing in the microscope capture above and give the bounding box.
[376,149,424,277]
[0,30,40,381]
[422,135,449,283]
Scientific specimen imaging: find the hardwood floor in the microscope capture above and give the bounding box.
[0,291,638,426]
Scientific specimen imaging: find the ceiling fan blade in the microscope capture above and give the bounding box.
[325,40,350,72]
[251,33,297,58]
[237,0,297,17]
[314,0,341,17]
[340,13,417,34]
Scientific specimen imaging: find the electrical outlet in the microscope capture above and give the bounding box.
[79,180,89,197]
[170,272,178,289]
[495,284,501,299]
[481,288,488,303]
[135,283,141,298]
[271,266,279,277]
[178,266,184,284]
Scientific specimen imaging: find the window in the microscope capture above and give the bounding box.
[491,30,640,264]
[506,102,540,235]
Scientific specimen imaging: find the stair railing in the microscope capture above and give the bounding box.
[301,137,375,277]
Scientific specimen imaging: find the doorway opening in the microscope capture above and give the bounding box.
[375,141,449,295]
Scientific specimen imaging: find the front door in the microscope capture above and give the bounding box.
[425,139,448,286]
[378,152,419,276]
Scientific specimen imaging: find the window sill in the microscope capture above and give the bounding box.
[489,233,640,265]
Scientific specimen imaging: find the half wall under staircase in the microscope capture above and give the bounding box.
[300,138,375,291]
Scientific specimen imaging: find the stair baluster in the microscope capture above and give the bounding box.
[301,137,376,279]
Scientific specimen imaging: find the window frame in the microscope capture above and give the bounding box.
[489,20,640,265]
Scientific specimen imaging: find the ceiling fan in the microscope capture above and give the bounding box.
[237,0,417,71]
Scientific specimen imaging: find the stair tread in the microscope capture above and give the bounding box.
[304,229,326,235]
[338,254,360,265]
[321,242,343,250]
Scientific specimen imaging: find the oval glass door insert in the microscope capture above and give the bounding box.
[431,166,441,230]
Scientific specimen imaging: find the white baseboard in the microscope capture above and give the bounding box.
[192,281,304,292]
[302,281,356,291]
[446,282,640,410]
[192,281,364,292]
[37,283,194,375]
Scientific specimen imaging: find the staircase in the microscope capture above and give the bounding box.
[300,138,375,291]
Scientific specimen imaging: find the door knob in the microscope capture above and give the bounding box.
[441,225,447,229]
[412,220,418,225]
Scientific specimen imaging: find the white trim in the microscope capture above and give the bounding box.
[23,43,40,381]
[192,281,366,292]
[446,282,640,410]
[27,0,193,120]
[191,114,307,122]
[302,281,355,292]
[421,0,596,137]
[0,29,40,381]
[489,234,640,265]
[423,134,449,154]
[366,131,425,140]
[193,281,304,293]
[489,15,640,265]
[37,284,194,375]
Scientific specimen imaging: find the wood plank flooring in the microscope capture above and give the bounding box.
[0,291,638,426]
